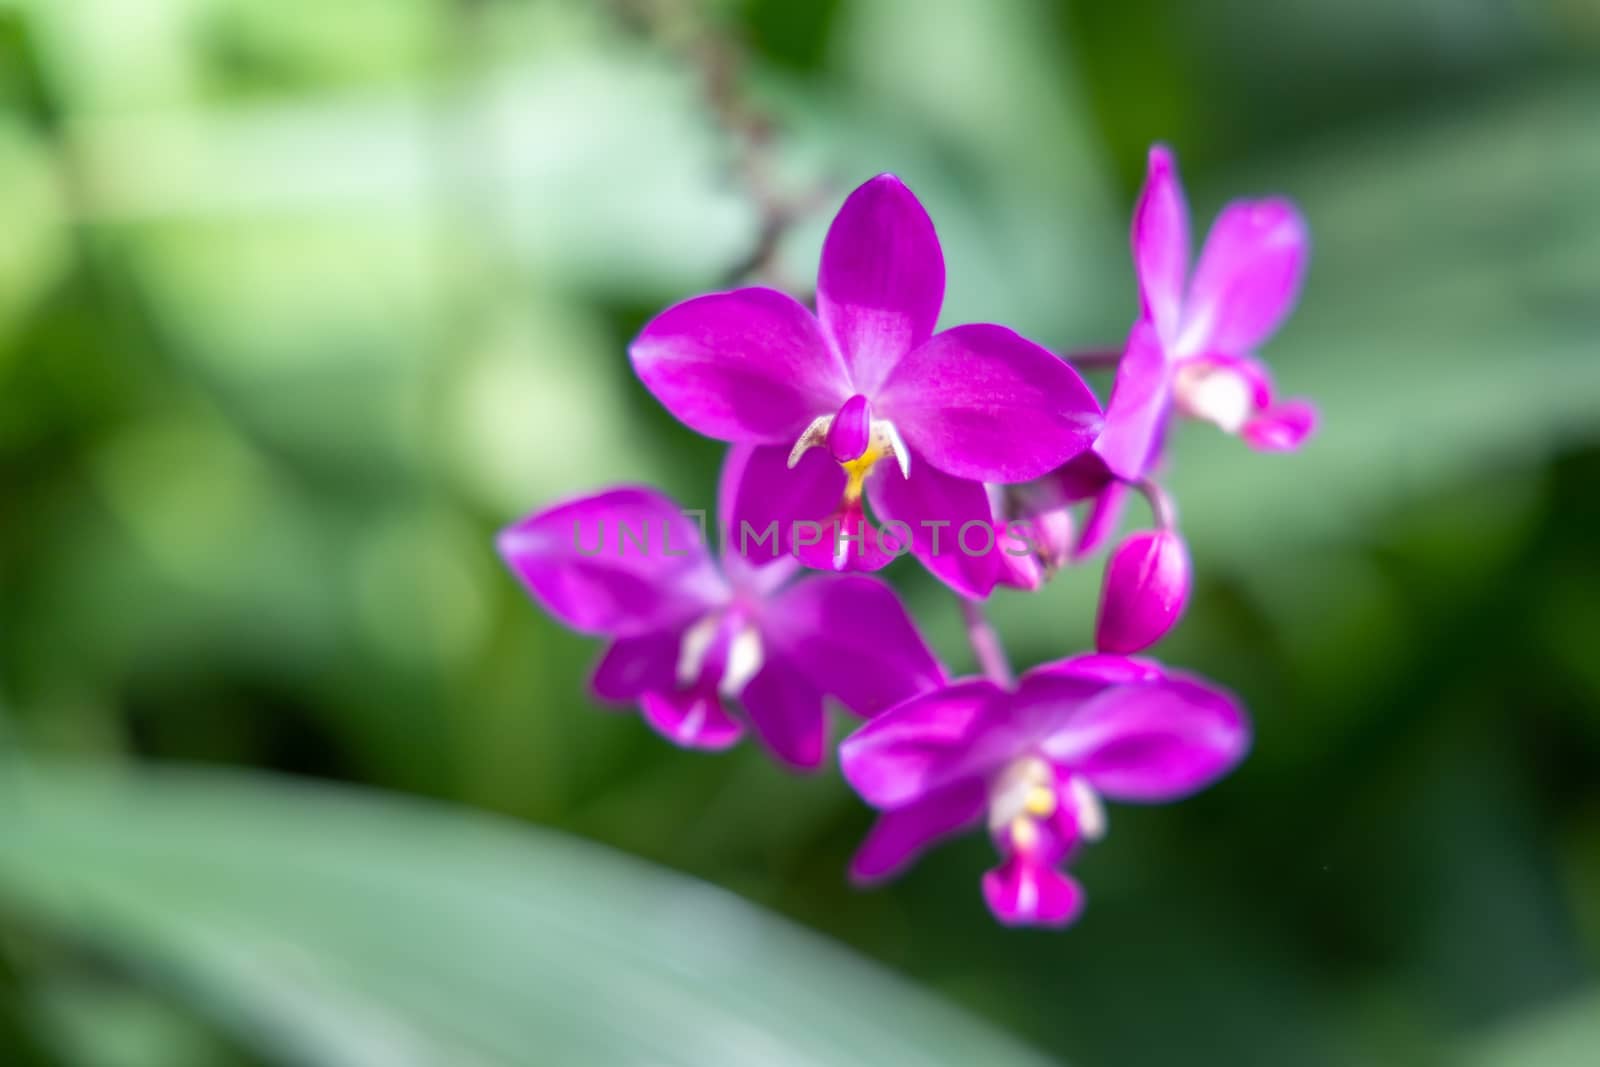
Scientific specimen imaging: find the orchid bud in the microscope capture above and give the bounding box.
[1095,529,1191,654]
[1028,508,1076,571]
[996,508,1076,591]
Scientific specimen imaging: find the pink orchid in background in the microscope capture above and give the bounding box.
[1096,145,1316,482]
[630,173,1102,599]
[497,447,945,769]
[841,654,1249,927]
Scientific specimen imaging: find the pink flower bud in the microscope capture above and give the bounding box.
[1028,508,1076,571]
[1095,529,1190,654]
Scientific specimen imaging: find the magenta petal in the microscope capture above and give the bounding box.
[868,460,1002,600]
[1242,399,1318,451]
[878,325,1102,483]
[1093,320,1172,482]
[630,287,850,443]
[1024,508,1075,570]
[850,780,987,883]
[994,522,1046,592]
[590,631,679,702]
[716,443,757,543]
[724,445,846,567]
[498,488,726,637]
[740,654,826,770]
[1043,673,1250,802]
[639,689,744,751]
[1132,145,1191,346]
[982,856,1085,928]
[761,575,945,719]
[1095,530,1191,655]
[1027,652,1166,688]
[1181,198,1309,356]
[1048,450,1118,504]
[839,679,1005,809]
[816,174,945,395]
[792,507,901,574]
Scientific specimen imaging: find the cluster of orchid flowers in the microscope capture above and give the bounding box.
[499,147,1315,927]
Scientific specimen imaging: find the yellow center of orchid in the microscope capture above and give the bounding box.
[789,416,912,499]
[1023,784,1058,818]
[840,440,888,504]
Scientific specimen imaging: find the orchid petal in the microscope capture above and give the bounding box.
[630,287,850,443]
[761,575,946,719]
[723,445,847,568]
[868,459,1002,600]
[994,522,1046,592]
[849,781,987,883]
[1046,450,1118,504]
[878,325,1102,483]
[739,654,827,770]
[792,506,902,575]
[1040,672,1250,802]
[1180,198,1309,356]
[638,689,744,751]
[1093,320,1173,481]
[590,631,679,703]
[498,488,725,637]
[816,174,945,395]
[1132,145,1191,346]
[1026,653,1166,688]
[1242,398,1318,452]
[982,856,1085,928]
[839,679,1005,809]
[716,445,801,590]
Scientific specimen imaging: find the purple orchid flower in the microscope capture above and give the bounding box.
[630,174,1102,600]
[1096,145,1316,481]
[497,447,946,769]
[840,654,1249,927]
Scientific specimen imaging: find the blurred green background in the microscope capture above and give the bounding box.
[1,0,1598,1064]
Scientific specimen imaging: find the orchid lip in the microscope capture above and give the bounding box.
[987,756,1106,856]
[675,610,764,698]
[988,755,1056,834]
[788,413,912,483]
[1173,361,1257,433]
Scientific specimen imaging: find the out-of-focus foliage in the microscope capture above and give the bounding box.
[0,1,1596,1065]
[0,763,1055,1067]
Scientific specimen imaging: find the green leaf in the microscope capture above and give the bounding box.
[1465,992,1600,1067]
[0,763,1059,1067]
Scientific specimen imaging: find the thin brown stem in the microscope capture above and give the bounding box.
[1063,348,1124,371]
[609,0,829,289]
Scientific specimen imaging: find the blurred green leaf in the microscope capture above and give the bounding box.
[0,763,1059,1067]
[0,118,69,355]
[1465,991,1600,1067]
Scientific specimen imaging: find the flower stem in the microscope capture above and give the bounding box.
[1063,348,1123,371]
[960,598,1014,689]
[1132,477,1177,530]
